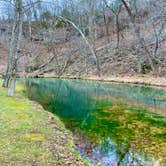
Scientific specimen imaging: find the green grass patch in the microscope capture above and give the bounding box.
[0,79,89,165]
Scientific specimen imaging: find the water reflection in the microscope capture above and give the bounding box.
[87,137,154,166]
[25,78,166,165]
[26,78,166,110]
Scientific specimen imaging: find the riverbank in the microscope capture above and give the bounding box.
[41,74,166,88]
[0,74,166,88]
[0,80,90,165]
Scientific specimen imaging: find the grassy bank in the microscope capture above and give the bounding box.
[0,79,89,165]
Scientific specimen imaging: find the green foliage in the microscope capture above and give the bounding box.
[154,133,166,140]
[41,21,49,29]
[41,11,52,20]
[94,10,102,23]
[55,20,64,28]
[141,62,152,74]
[40,11,52,29]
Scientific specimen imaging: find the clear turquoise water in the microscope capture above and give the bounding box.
[25,78,166,166]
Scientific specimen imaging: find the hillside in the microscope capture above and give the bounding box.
[0,0,165,82]
[0,26,165,79]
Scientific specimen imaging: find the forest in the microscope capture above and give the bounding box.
[0,0,166,166]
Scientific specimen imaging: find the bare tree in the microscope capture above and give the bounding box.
[2,0,23,96]
[121,0,156,73]
[88,0,101,76]
[100,1,110,45]
[104,0,122,48]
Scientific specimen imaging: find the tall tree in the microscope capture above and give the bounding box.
[88,0,101,76]
[121,0,156,73]
[104,0,122,48]
[3,0,23,96]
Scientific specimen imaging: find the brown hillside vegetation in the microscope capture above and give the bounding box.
[0,0,165,90]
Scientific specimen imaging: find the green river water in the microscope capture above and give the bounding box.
[25,78,166,166]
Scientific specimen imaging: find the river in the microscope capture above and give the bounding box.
[25,78,166,166]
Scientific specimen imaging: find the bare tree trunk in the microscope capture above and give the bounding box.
[28,12,32,39]
[115,14,120,48]
[88,0,94,42]
[7,78,16,96]
[103,11,110,44]
[3,0,23,96]
[88,0,101,76]
[103,0,121,49]
[2,17,17,88]
[153,23,165,58]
